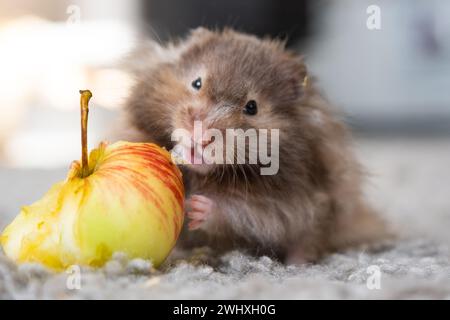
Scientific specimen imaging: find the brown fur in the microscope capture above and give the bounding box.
[124,28,389,263]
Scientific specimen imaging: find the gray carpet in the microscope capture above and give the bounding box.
[1,137,450,299]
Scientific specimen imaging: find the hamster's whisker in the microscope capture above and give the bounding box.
[238,164,250,199]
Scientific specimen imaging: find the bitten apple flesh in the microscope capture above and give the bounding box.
[0,141,184,270]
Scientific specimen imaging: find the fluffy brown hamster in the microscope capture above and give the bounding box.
[123,28,389,264]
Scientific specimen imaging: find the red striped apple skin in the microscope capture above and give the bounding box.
[0,141,185,270]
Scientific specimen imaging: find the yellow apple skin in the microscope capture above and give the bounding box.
[0,141,184,270]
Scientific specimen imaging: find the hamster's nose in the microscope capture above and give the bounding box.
[191,136,213,148]
[186,106,208,123]
[201,138,213,147]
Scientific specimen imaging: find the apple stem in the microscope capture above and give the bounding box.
[79,90,93,178]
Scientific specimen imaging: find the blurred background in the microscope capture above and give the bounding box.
[2,1,450,295]
[0,0,449,169]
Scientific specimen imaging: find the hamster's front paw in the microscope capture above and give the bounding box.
[186,195,215,230]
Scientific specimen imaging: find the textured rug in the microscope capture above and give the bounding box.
[1,137,449,299]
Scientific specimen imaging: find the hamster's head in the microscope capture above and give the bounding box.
[128,28,308,175]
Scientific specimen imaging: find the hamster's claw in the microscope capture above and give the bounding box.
[186,195,215,230]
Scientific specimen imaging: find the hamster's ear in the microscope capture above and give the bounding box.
[178,27,214,49]
[121,38,168,76]
[170,27,215,57]
[286,56,309,100]
[270,55,310,104]
[188,27,214,41]
[296,57,309,91]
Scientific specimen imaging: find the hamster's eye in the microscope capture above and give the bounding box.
[243,100,258,115]
[191,77,202,90]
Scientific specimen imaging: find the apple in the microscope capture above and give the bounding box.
[0,90,184,270]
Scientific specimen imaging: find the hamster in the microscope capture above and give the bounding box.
[123,28,389,264]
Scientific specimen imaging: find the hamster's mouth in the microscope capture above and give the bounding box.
[172,142,214,174]
[189,142,204,164]
[188,144,214,174]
